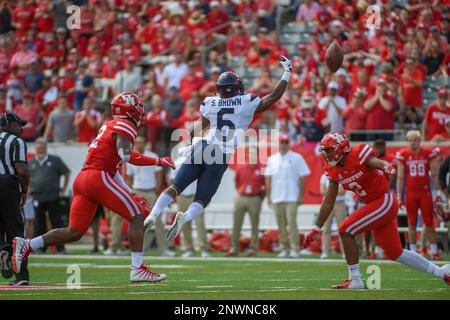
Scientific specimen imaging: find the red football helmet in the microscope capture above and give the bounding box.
[111,92,145,126]
[319,132,351,167]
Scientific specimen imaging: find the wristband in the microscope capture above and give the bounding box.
[312,225,321,232]
[281,71,291,82]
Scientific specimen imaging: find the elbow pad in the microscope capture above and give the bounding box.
[118,148,131,162]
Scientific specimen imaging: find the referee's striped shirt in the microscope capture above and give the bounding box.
[0,131,27,175]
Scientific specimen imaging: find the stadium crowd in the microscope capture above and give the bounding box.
[0,0,449,258]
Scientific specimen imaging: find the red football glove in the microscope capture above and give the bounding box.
[302,227,320,249]
[156,157,176,170]
[383,164,396,175]
[132,193,151,217]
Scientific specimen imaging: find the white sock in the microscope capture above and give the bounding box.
[131,252,143,267]
[409,244,417,252]
[430,243,438,255]
[347,263,361,281]
[30,236,44,250]
[396,249,444,279]
[149,192,174,219]
[184,202,204,222]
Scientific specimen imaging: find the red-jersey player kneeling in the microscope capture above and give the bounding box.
[303,132,450,289]
[12,93,176,284]
[396,130,442,260]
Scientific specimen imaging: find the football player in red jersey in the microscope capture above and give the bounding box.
[12,93,176,283]
[303,132,450,289]
[396,130,443,260]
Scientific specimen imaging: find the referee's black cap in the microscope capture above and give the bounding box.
[0,112,27,128]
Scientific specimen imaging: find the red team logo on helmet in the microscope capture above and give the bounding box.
[111,92,145,126]
[319,132,351,167]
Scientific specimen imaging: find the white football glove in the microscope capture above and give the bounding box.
[279,55,292,72]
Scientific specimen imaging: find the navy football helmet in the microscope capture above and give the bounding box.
[216,71,244,98]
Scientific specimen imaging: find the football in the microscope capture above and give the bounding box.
[325,40,344,73]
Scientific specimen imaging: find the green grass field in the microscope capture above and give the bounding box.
[1,250,449,300]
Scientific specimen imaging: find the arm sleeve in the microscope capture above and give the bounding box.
[12,138,27,163]
[114,171,133,193]
[438,156,450,190]
[128,151,159,166]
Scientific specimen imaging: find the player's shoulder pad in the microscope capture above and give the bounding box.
[110,119,138,141]
[356,144,375,165]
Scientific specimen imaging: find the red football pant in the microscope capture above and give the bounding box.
[405,190,434,226]
[338,192,403,260]
[69,169,141,234]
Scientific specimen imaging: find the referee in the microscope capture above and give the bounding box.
[0,112,30,286]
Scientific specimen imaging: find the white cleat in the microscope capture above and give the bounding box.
[130,264,166,283]
[277,250,288,258]
[201,250,210,258]
[144,215,156,228]
[12,237,32,274]
[331,279,366,289]
[166,212,187,241]
[182,250,195,258]
[288,251,299,259]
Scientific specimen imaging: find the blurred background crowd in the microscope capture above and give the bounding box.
[0,0,448,156]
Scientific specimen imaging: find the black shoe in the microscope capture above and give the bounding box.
[9,279,29,286]
[0,250,13,279]
[91,247,99,253]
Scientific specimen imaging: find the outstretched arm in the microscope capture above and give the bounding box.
[114,134,175,169]
[255,56,291,113]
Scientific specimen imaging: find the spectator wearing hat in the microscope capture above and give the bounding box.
[264,135,311,258]
[296,0,320,23]
[43,94,75,143]
[336,68,351,101]
[318,81,347,133]
[162,53,188,90]
[13,93,46,142]
[342,89,367,141]
[207,1,229,35]
[426,25,448,53]
[73,61,95,111]
[73,94,102,144]
[364,77,395,141]
[399,56,425,113]
[422,88,450,141]
[226,23,250,58]
[421,40,445,76]
[228,146,265,257]
[111,57,142,97]
[23,59,43,94]
[179,62,205,102]
[163,86,185,120]
[293,93,329,142]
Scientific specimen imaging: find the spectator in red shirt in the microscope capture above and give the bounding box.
[226,23,250,58]
[14,92,46,141]
[297,43,318,73]
[399,56,425,111]
[207,1,229,34]
[342,89,367,141]
[364,78,396,141]
[73,95,102,144]
[40,40,62,71]
[422,88,450,141]
[292,93,329,142]
[145,94,172,154]
[227,146,265,257]
[179,61,205,102]
[12,0,35,37]
[171,97,201,131]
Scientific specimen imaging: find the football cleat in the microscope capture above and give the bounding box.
[440,264,450,286]
[130,264,166,283]
[166,212,187,241]
[182,250,195,258]
[331,279,365,289]
[12,237,32,274]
